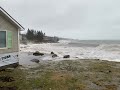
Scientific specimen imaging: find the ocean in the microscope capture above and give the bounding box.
[68,40,120,47]
[20,40,120,62]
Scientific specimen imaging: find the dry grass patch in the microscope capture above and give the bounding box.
[104,84,118,90]
[51,72,72,81]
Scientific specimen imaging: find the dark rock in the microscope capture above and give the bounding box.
[0,76,15,82]
[52,54,58,58]
[63,55,70,58]
[51,52,54,54]
[75,57,79,58]
[109,70,112,73]
[33,51,44,56]
[108,70,112,73]
[0,86,17,90]
[31,59,40,63]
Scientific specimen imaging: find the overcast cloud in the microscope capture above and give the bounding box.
[0,0,120,40]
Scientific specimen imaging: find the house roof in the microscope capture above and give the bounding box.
[0,7,25,30]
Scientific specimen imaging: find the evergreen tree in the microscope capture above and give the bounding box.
[26,29,46,42]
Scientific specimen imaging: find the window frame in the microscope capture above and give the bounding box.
[0,30,7,49]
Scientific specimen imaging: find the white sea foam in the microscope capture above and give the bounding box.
[20,40,120,63]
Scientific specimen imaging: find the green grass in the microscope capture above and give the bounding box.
[0,68,32,90]
[0,60,119,90]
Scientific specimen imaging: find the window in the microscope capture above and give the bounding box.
[0,31,6,48]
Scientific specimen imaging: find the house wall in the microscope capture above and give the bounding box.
[0,14,19,54]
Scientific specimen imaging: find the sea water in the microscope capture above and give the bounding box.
[68,40,120,47]
[60,40,120,62]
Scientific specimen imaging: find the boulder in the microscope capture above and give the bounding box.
[63,55,70,58]
[52,54,58,58]
[51,52,54,54]
[33,51,44,56]
[31,59,39,63]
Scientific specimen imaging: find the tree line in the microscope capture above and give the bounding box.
[22,29,59,43]
[26,29,45,42]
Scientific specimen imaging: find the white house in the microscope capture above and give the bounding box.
[0,7,24,69]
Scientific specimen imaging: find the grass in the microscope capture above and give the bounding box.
[0,60,120,90]
[0,68,31,90]
[28,71,86,90]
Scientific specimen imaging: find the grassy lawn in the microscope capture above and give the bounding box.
[0,60,120,90]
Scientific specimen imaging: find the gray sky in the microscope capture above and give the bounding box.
[0,0,120,40]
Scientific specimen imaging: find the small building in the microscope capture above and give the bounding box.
[0,7,24,69]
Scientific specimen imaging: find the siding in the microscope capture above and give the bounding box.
[0,14,19,54]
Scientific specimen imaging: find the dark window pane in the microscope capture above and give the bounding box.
[0,31,6,48]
